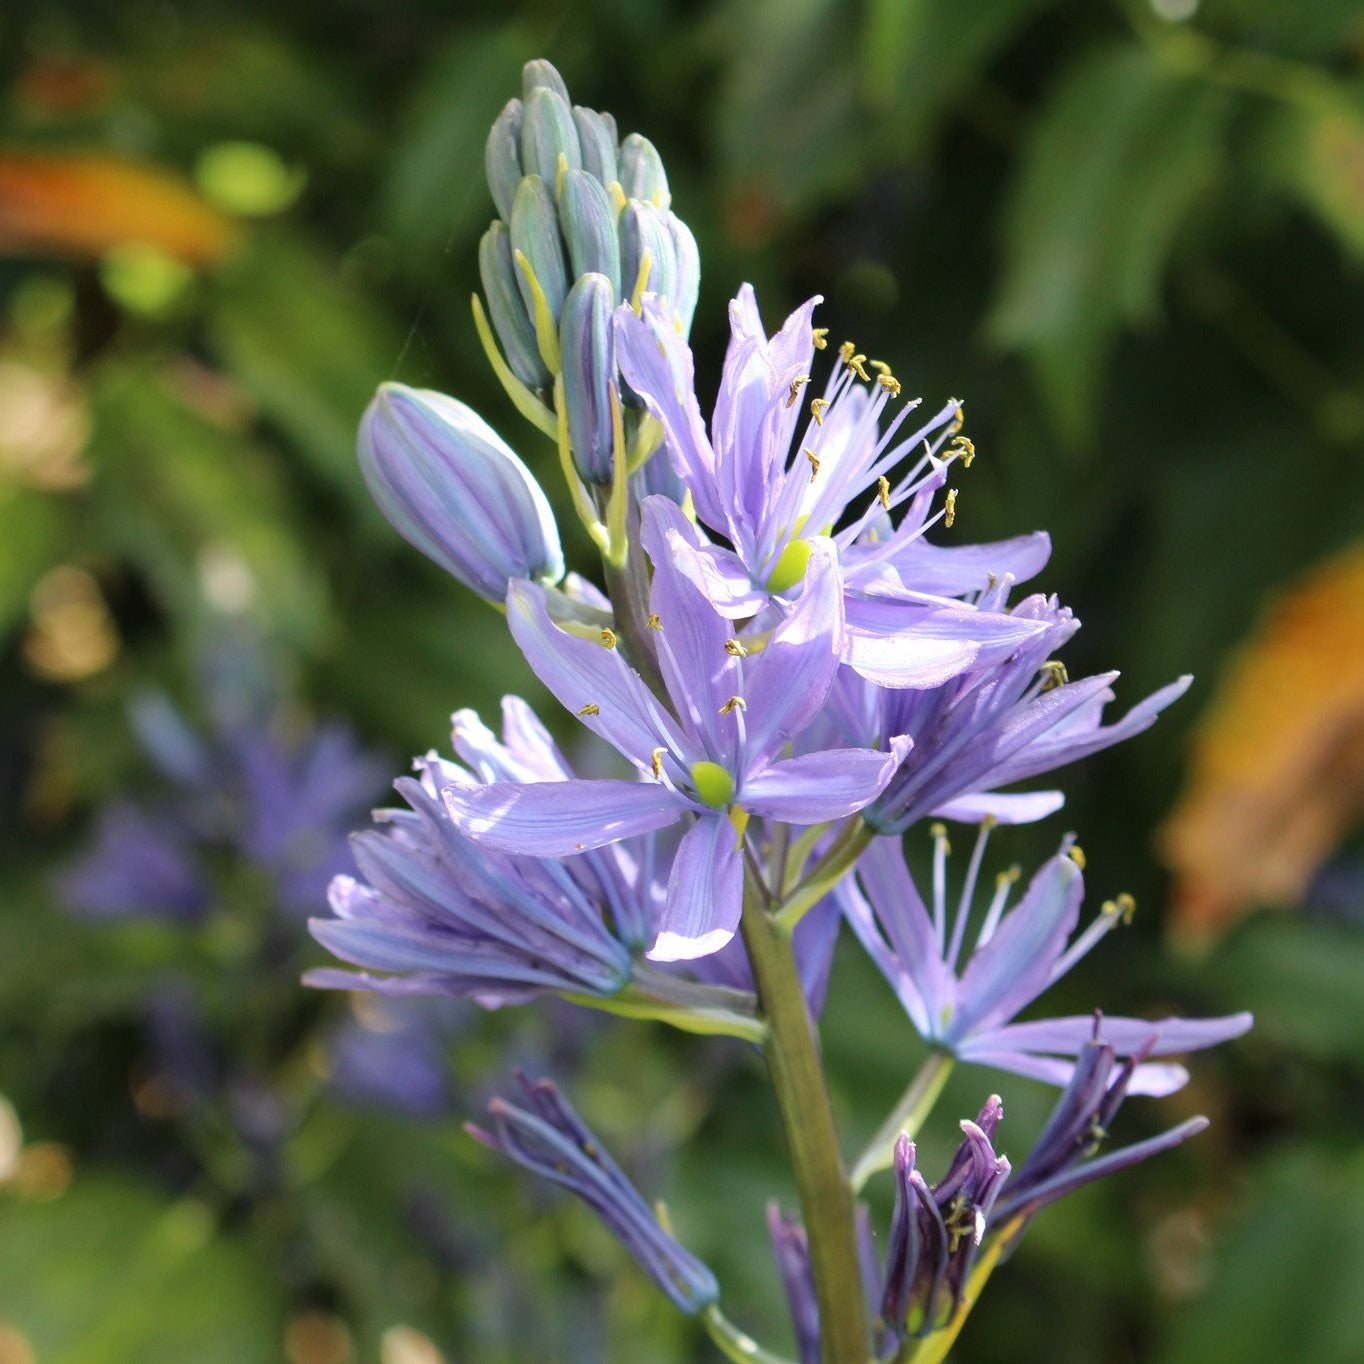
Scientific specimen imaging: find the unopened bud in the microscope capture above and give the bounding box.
[521,59,571,104]
[485,99,523,222]
[559,274,616,484]
[509,175,569,322]
[667,214,700,335]
[520,86,581,185]
[558,169,621,300]
[480,222,550,389]
[573,106,619,186]
[620,198,676,312]
[359,383,564,601]
[617,133,670,208]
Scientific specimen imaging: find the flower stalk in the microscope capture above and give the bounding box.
[850,1049,956,1194]
[741,865,871,1364]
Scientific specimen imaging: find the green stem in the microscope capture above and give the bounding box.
[850,1050,955,1194]
[741,871,872,1364]
[774,818,874,933]
[703,1306,798,1364]
[562,970,768,1044]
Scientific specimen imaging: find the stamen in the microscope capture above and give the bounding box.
[810,397,829,426]
[930,822,950,956]
[811,327,829,350]
[724,638,749,657]
[577,703,600,717]
[1039,660,1069,692]
[1048,891,1133,984]
[877,372,902,397]
[804,448,820,481]
[600,627,617,649]
[944,488,958,528]
[651,747,666,779]
[646,613,663,630]
[877,475,891,511]
[947,817,995,973]
[974,865,1021,950]
[870,359,893,375]
[1068,844,1086,870]
[950,434,976,467]
[838,340,856,364]
[848,353,870,382]
[948,400,964,436]
[786,374,810,408]
[718,695,746,715]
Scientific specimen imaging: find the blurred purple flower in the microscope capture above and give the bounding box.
[838,827,1251,1093]
[469,1074,719,1315]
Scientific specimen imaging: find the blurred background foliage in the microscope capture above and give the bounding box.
[1,0,1362,1360]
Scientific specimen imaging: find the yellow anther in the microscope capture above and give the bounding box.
[724,638,749,657]
[1068,844,1087,870]
[787,374,810,408]
[646,613,663,630]
[930,820,949,842]
[719,695,747,715]
[948,399,964,435]
[804,447,820,481]
[950,435,976,467]
[870,359,893,375]
[1112,891,1137,924]
[600,627,617,649]
[1039,660,1069,692]
[838,340,856,363]
[651,747,666,779]
[996,864,1022,889]
[986,572,999,589]
[811,327,829,350]
[944,488,958,527]
[810,397,829,426]
[877,372,902,397]
[577,703,601,717]
[848,353,870,382]
[877,475,891,511]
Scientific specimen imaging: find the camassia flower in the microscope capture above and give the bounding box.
[444,496,908,961]
[469,1074,719,1315]
[307,697,656,1003]
[838,827,1252,1091]
[616,286,1049,687]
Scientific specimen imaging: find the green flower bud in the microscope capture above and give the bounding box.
[667,213,700,335]
[617,133,670,209]
[480,221,550,390]
[520,86,581,186]
[620,198,676,312]
[485,98,523,222]
[558,169,621,300]
[559,274,616,484]
[522,58,571,103]
[510,175,569,323]
[573,106,619,187]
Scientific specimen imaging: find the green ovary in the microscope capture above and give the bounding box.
[765,537,813,594]
[690,760,735,809]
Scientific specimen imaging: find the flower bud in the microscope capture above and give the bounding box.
[521,58,571,104]
[358,383,564,600]
[558,169,621,299]
[485,98,523,222]
[620,198,676,311]
[479,221,550,389]
[617,133,670,208]
[509,175,569,324]
[573,106,619,186]
[559,274,616,484]
[520,86,581,185]
[667,213,700,335]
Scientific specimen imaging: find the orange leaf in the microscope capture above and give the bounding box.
[0,149,240,266]
[1159,543,1364,946]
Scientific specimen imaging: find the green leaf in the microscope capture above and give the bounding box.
[1267,88,1364,257]
[381,26,536,267]
[0,1177,280,1364]
[1156,1149,1364,1364]
[990,46,1232,446]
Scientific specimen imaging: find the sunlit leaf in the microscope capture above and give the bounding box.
[1159,542,1364,945]
[989,47,1231,445]
[0,151,240,266]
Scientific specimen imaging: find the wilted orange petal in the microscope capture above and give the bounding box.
[0,150,240,266]
[1159,543,1364,945]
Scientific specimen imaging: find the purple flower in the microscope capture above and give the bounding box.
[616,287,1049,687]
[469,1074,719,1314]
[838,826,1252,1092]
[444,496,908,962]
[358,382,564,601]
[826,576,1194,830]
[881,1098,1011,1338]
[307,698,651,1003]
